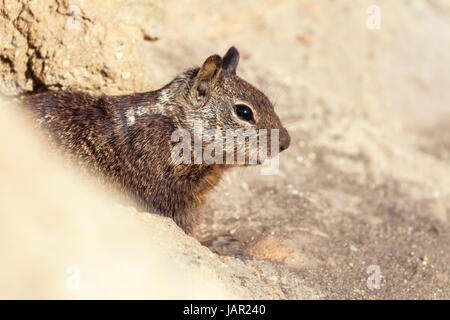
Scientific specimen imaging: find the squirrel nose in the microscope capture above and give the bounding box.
[279,128,290,152]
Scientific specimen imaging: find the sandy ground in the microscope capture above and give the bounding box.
[140,0,450,299]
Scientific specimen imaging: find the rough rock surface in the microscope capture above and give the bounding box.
[0,0,162,96]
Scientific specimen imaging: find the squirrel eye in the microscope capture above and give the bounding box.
[234,104,255,124]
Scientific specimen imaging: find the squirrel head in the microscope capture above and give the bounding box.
[169,47,290,165]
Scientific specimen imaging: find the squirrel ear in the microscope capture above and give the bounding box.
[222,46,239,73]
[194,54,222,97]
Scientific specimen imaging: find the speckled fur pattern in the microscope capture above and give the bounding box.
[23,47,291,234]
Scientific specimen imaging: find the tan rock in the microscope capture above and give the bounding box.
[247,235,304,263]
[0,0,163,96]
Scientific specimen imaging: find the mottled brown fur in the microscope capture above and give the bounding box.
[23,47,290,234]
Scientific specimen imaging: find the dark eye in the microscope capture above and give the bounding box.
[234,104,255,124]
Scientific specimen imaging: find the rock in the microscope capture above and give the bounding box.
[246,235,304,263]
[0,0,163,96]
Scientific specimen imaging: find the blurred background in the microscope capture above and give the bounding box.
[0,0,449,299]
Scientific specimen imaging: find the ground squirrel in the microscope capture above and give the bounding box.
[24,47,290,234]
